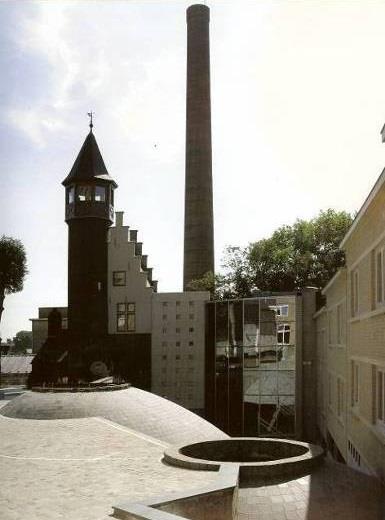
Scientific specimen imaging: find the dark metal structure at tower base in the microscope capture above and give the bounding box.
[183,4,214,290]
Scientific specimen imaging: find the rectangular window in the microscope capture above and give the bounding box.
[276,304,289,317]
[116,302,135,332]
[328,311,333,345]
[176,328,180,333]
[176,341,181,347]
[113,271,126,286]
[189,301,194,307]
[376,249,384,304]
[337,378,344,419]
[77,185,92,201]
[162,327,167,333]
[162,302,168,307]
[189,327,194,333]
[351,269,359,317]
[176,301,181,307]
[377,367,385,427]
[189,341,194,346]
[67,186,75,204]
[351,361,359,407]
[176,314,181,320]
[336,304,342,345]
[277,324,290,344]
[189,314,194,320]
[95,185,106,202]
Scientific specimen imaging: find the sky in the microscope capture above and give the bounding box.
[2,0,385,340]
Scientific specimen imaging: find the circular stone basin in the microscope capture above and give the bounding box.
[164,438,324,478]
[180,438,307,463]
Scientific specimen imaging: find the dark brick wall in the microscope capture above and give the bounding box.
[67,218,110,337]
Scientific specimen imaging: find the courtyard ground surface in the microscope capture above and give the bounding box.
[1,394,384,520]
[0,406,217,520]
[237,460,385,520]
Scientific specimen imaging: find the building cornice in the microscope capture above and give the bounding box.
[340,167,385,248]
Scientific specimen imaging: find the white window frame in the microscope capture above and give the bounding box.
[116,302,135,332]
[337,377,344,420]
[336,304,343,345]
[328,373,332,407]
[275,304,289,317]
[376,247,385,305]
[277,323,290,345]
[352,269,359,317]
[376,367,385,429]
[328,311,333,346]
[351,361,359,408]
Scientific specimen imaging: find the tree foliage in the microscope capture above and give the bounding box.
[12,330,32,354]
[188,209,353,298]
[186,271,232,300]
[0,236,28,324]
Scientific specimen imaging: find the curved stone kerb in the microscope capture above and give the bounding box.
[164,437,324,478]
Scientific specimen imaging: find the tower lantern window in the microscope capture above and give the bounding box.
[95,186,106,202]
[67,186,75,204]
[77,185,92,202]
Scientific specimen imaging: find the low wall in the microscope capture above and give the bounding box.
[113,465,239,520]
[156,487,233,520]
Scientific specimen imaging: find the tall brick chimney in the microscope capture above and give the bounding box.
[183,4,214,290]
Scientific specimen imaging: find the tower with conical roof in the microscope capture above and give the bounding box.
[62,126,117,338]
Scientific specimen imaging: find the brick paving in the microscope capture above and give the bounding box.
[0,414,217,520]
[1,393,385,520]
[236,458,385,520]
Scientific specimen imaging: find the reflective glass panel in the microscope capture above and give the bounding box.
[278,370,295,395]
[259,370,278,395]
[215,301,228,346]
[244,300,259,347]
[77,185,92,201]
[95,185,106,202]
[67,186,75,204]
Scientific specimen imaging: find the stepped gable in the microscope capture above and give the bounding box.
[112,212,157,292]
[0,387,227,445]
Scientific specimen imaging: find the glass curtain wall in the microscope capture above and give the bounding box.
[208,297,296,437]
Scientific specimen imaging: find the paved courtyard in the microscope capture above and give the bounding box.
[237,459,385,520]
[1,392,385,520]
[0,411,217,520]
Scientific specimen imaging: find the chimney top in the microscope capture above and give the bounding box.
[187,4,210,23]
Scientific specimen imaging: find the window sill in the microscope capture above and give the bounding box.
[350,306,385,323]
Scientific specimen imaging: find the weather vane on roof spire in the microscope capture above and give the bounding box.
[87,111,94,132]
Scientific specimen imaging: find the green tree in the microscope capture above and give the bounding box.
[222,209,353,295]
[0,236,28,325]
[12,330,32,354]
[186,271,233,300]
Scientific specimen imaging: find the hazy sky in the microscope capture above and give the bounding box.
[2,0,385,340]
